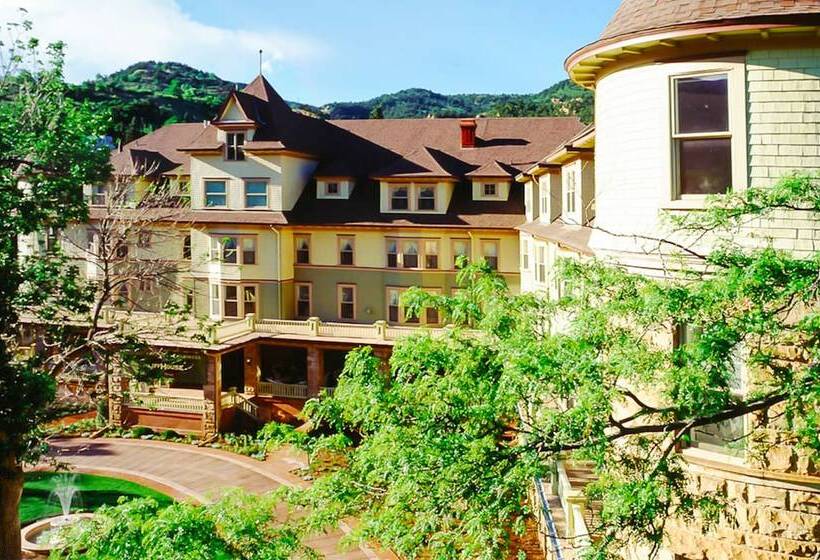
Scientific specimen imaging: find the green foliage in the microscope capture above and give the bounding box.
[285,175,820,559]
[65,61,239,143]
[55,490,314,560]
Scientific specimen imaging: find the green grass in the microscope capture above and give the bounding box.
[21,472,173,525]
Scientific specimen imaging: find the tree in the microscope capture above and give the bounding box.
[288,175,820,559]
[0,15,111,557]
[368,103,384,119]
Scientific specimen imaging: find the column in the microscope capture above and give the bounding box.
[243,344,260,396]
[307,345,325,397]
[202,352,221,437]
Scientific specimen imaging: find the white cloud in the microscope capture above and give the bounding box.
[0,0,324,83]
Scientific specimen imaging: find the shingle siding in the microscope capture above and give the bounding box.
[747,49,820,188]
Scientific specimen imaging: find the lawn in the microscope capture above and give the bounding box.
[21,471,173,525]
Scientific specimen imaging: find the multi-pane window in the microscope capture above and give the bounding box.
[565,171,577,215]
[402,240,419,268]
[389,185,409,210]
[424,240,439,269]
[338,236,355,266]
[452,239,470,268]
[205,180,227,207]
[91,185,107,206]
[483,183,497,197]
[539,183,549,219]
[242,238,256,265]
[417,186,436,210]
[326,182,340,196]
[243,286,257,316]
[535,246,546,284]
[386,238,440,269]
[673,74,731,196]
[295,283,312,318]
[226,133,245,161]
[182,235,191,259]
[224,285,239,317]
[211,235,256,265]
[338,284,356,320]
[676,324,747,456]
[482,240,499,270]
[521,239,530,270]
[295,235,310,264]
[387,287,440,325]
[244,181,267,208]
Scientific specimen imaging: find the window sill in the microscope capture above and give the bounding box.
[660,198,710,211]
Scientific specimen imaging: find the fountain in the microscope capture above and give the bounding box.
[21,474,95,557]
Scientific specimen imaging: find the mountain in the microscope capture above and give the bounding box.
[68,61,593,144]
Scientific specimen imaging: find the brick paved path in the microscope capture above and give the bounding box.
[41,437,395,560]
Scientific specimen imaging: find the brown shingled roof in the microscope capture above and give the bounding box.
[601,0,820,43]
[111,123,205,176]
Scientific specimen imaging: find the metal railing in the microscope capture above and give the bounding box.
[532,477,565,560]
[126,393,205,413]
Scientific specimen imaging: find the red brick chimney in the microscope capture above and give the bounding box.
[460,118,477,148]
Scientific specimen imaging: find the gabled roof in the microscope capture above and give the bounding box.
[465,160,519,179]
[601,0,820,43]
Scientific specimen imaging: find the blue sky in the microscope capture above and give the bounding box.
[2,0,621,105]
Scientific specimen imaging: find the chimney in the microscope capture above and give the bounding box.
[460,118,477,149]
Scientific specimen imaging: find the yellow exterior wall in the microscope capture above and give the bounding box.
[378,181,454,214]
[190,153,318,211]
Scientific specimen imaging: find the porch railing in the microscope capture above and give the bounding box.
[213,315,463,345]
[126,393,205,414]
[256,382,336,399]
[531,477,565,560]
[258,381,309,399]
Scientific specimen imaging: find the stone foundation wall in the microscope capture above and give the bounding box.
[666,460,819,560]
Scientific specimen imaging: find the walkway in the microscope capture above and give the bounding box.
[40,437,396,560]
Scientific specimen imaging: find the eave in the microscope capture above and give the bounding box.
[566,21,820,88]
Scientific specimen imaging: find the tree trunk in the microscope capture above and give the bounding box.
[0,450,23,560]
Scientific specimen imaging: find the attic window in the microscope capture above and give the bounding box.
[483,183,497,197]
[226,133,245,161]
[326,182,340,196]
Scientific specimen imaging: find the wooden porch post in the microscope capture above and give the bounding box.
[202,352,222,437]
[307,345,325,397]
[243,343,260,396]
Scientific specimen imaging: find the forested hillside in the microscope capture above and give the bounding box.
[67,61,593,143]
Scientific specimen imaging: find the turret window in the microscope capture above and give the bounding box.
[673,74,732,196]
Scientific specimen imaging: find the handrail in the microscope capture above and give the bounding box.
[220,390,260,419]
[534,477,564,560]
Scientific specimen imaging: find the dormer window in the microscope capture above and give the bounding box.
[389,185,409,211]
[417,186,436,211]
[483,183,497,197]
[326,182,339,196]
[226,133,245,161]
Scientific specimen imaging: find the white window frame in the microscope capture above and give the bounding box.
[244,179,268,208]
[337,284,356,321]
[225,132,245,161]
[386,286,441,325]
[385,238,440,270]
[295,282,312,318]
[295,235,310,265]
[388,184,410,211]
[481,239,499,270]
[210,234,256,265]
[452,238,471,269]
[338,235,355,266]
[416,185,437,211]
[204,180,228,208]
[90,184,107,206]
